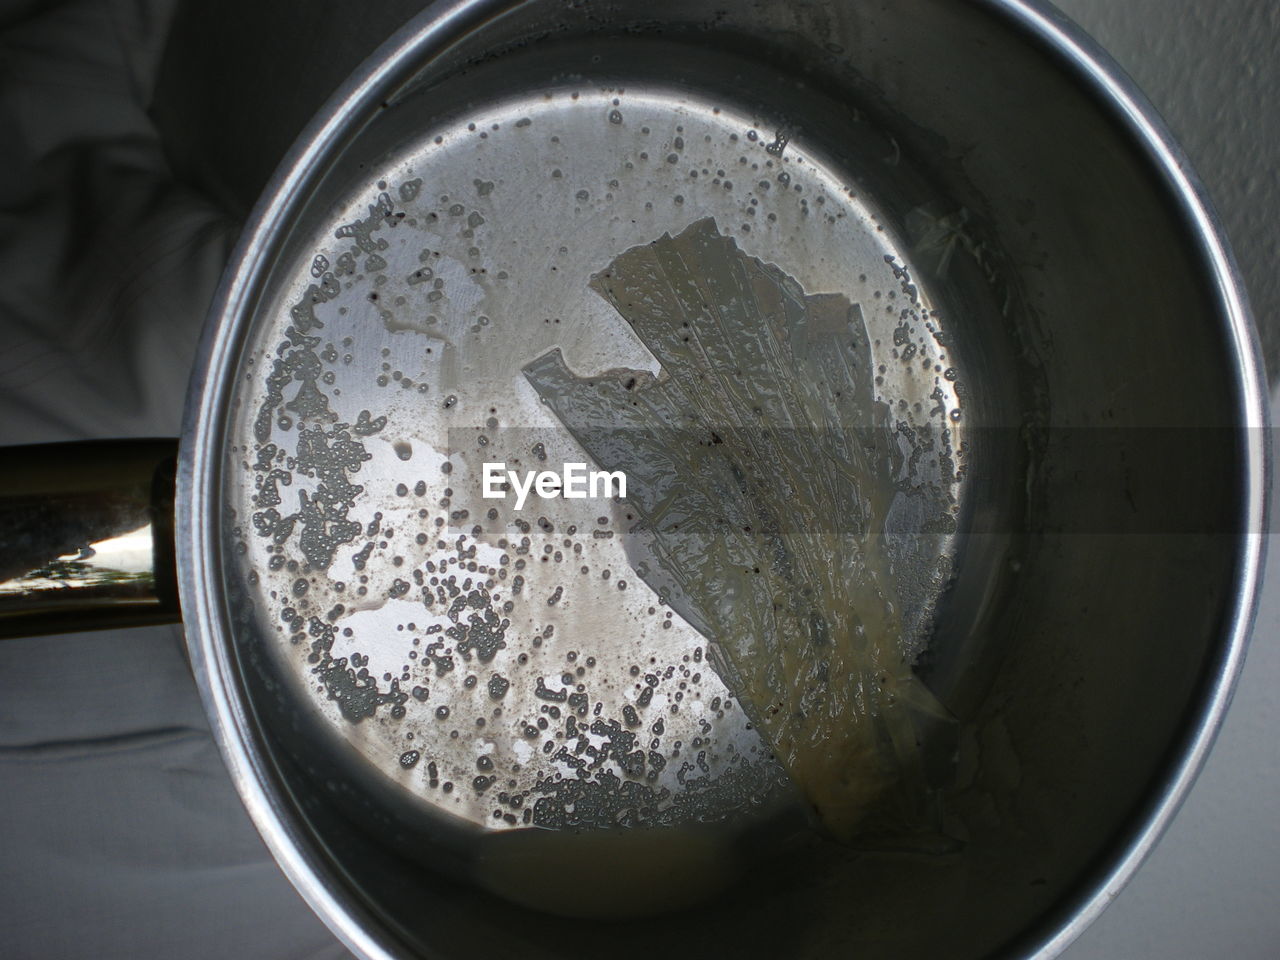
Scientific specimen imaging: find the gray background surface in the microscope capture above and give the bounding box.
[0,1,1275,957]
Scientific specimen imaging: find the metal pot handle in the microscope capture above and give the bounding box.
[0,440,181,638]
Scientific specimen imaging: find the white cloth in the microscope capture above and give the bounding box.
[0,1,347,956]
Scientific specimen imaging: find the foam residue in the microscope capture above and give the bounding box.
[524,218,950,841]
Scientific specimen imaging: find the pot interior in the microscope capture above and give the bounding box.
[205,2,1254,957]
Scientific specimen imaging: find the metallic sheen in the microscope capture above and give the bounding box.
[177,1,1269,958]
[0,439,179,638]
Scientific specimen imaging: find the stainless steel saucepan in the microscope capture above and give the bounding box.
[0,1,1267,958]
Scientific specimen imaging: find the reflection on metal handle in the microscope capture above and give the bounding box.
[0,440,181,638]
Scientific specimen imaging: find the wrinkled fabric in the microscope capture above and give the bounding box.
[0,1,348,956]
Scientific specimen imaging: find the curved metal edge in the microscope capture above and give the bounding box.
[177,1,1271,959]
[977,2,1271,958]
[176,3,519,959]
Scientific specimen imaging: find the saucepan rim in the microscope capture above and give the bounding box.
[175,1,1269,958]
